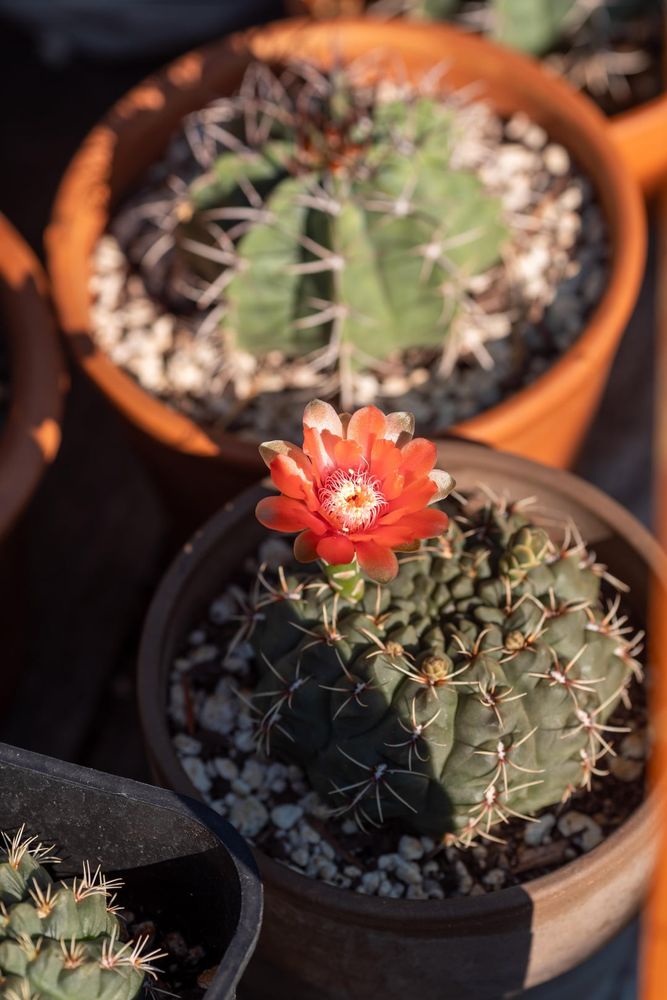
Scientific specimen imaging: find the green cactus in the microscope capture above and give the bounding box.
[0,827,162,1000]
[490,0,576,56]
[407,0,575,53]
[249,494,641,844]
[174,66,507,370]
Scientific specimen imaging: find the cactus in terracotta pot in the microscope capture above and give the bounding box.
[0,827,163,1000]
[249,400,642,844]
[170,65,506,393]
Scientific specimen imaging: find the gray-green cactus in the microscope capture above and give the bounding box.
[175,66,506,367]
[491,0,576,55]
[249,494,642,844]
[407,0,575,53]
[0,827,162,1000]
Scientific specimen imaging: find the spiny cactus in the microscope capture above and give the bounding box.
[0,827,163,1000]
[171,63,506,394]
[248,492,642,845]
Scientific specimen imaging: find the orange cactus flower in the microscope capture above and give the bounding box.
[255,400,454,583]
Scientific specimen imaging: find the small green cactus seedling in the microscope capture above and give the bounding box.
[171,63,506,394]
[251,401,643,846]
[0,827,163,1000]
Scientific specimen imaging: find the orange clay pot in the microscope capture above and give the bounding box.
[638,158,667,1000]
[0,214,67,713]
[46,19,663,524]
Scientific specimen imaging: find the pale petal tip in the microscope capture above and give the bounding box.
[259,440,291,468]
[385,411,416,446]
[429,469,456,503]
[303,399,343,435]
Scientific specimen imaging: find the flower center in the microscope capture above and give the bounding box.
[319,468,386,533]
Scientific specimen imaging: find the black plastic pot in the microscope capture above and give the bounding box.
[0,742,263,999]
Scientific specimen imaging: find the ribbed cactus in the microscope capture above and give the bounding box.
[174,65,507,374]
[0,827,162,1000]
[249,494,642,844]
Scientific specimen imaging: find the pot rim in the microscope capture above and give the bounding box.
[46,17,646,463]
[138,439,665,931]
[0,214,66,539]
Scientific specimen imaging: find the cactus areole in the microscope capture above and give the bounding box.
[253,400,642,844]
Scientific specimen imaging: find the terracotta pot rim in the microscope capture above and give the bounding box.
[0,215,66,539]
[138,440,665,931]
[46,17,646,464]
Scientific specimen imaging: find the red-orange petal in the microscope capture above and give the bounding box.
[347,406,387,460]
[256,496,326,535]
[316,534,356,565]
[369,438,402,484]
[294,530,320,563]
[269,454,313,501]
[399,438,437,481]
[333,437,363,470]
[381,478,437,521]
[387,507,449,539]
[356,541,399,583]
[303,425,338,482]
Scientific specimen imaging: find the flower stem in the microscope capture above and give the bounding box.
[323,559,365,603]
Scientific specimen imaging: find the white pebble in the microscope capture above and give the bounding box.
[290,847,310,868]
[557,811,603,852]
[173,733,202,756]
[234,730,256,753]
[200,691,236,736]
[394,859,423,886]
[620,733,646,761]
[524,813,556,847]
[214,758,238,782]
[455,859,474,894]
[241,759,266,790]
[398,835,424,861]
[271,804,304,831]
[482,868,506,890]
[230,796,269,838]
[544,143,570,176]
[181,756,211,794]
[609,756,643,782]
[359,871,382,894]
[301,823,321,845]
[378,854,398,872]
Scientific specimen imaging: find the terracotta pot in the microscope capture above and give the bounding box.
[46,18,659,525]
[0,214,66,539]
[0,214,67,715]
[137,439,665,999]
[638,167,667,997]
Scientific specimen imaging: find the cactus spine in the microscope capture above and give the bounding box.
[249,493,642,844]
[0,827,162,1000]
